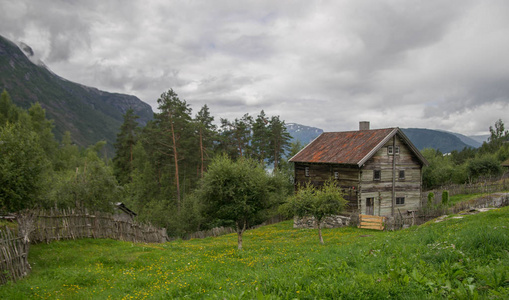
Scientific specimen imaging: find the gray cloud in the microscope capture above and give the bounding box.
[1,0,508,136]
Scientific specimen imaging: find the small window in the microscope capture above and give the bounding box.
[399,170,405,180]
[334,171,339,180]
[305,167,310,177]
[388,146,400,155]
[373,170,381,181]
[396,197,405,205]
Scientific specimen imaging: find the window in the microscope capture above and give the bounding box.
[334,171,339,180]
[305,167,310,177]
[399,170,405,180]
[396,197,405,205]
[388,146,400,155]
[373,170,381,181]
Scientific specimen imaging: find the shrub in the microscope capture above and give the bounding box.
[441,190,449,206]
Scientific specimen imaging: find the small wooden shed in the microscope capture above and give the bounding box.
[289,122,428,217]
[114,202,137,222]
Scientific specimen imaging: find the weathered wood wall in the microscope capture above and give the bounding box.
[294,163,360,208]
[360,136,423,216]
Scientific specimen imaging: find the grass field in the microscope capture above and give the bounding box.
[0,207,508,299]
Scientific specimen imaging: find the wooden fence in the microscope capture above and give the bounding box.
[423,177,509,206]
[0,227,30,285]
[29,208,168,244]
[387,193,509,230]
[183,215,286,240]
[184,226,235,240]
[0,209,168,285]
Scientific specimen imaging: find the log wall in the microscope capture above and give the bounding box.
[294,163,360,208]
[360,137,423,216]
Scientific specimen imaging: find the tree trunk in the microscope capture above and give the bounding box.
[236,220,247,250]
[317,221,324,245]
[129,142,133,182]
[237,231,243,250]
[169,116,181,212]
[199,127,204,178]
[274,144,279,170]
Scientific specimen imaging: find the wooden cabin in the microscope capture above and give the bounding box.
[289,122,428,217]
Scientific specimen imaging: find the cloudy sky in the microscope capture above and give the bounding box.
[1,0,508,136]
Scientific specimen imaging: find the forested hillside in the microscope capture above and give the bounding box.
[402,128,471,153]
[0,89,297,237]
[0,35,153,155]
[420,119,509,189]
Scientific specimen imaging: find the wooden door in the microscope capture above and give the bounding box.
[366,198,374,215]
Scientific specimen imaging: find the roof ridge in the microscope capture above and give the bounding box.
[323,127,396,134]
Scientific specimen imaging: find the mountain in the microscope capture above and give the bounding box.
[468,134,490,145]
[0,35,153,155]
[286,122,478,154]
[401,128,472,153]
[285,123,323,145]
[444,131,483,148]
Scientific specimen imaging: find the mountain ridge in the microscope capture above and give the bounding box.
[0,35,153,154]
[285,123,483,153]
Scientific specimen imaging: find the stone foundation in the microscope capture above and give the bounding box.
[293,215,351,229]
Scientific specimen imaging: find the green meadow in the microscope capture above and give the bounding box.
[1,207,508,299]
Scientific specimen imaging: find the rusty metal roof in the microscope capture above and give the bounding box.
[289,128,428,167]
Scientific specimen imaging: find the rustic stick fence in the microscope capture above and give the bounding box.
[183,215,286,240]
[29,208,168,244]
[386,193,509,230]
[0,227,30,285]
[422,177,509,206]
[0,208,168,285]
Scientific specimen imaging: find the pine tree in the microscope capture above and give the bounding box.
[252,110,270,163]
[194,105,217,177]
[154,89,194,212]
[113,108,140,185]
[219,114,254,159]
[268,115,292,170]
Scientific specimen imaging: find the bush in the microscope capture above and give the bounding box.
[441,190,449,206]
[427,192,435,208]
[467,155,503,180]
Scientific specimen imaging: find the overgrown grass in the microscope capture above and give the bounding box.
[448,193,484,206]
[1,207,508,299]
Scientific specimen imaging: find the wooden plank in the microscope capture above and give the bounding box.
[358,214,385,230]
[360,224,384,230]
